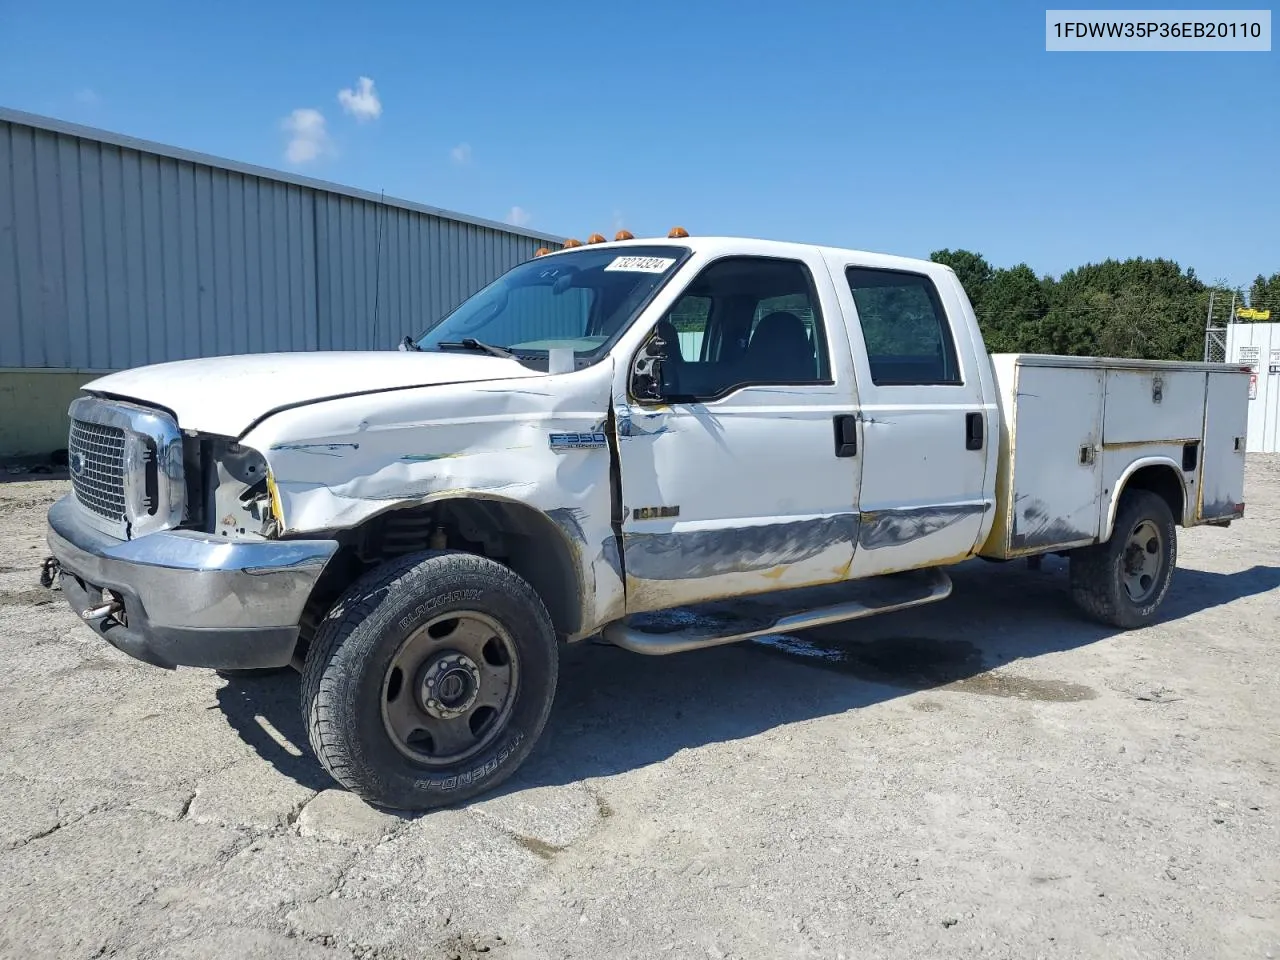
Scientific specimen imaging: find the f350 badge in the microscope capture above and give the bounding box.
[549,432,608,452]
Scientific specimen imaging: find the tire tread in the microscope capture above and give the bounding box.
[300,550,556,810]
[1069,489,1176,630]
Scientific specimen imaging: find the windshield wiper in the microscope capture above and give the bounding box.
[399,335,423,352]
[436,338,515,359]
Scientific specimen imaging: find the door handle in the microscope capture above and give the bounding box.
[833,414,858,458]
[965,412,984,451]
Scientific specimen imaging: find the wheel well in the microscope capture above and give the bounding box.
[1118,464,1185,528]
[294,498,586,658]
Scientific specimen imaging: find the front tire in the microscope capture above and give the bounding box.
[1069,489,1177,629]
[301,550,558,811]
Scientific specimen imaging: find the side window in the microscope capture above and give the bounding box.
[845,268,962,386]
[650,257,830,401]
[668,295,710,362]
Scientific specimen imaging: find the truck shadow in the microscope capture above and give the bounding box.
[212,557,1280,804]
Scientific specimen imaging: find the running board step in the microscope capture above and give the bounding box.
[602,567,953,655]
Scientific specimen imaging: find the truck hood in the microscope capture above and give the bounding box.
[83,351,543,437]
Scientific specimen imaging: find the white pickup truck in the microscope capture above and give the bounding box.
[45,232,1250,810]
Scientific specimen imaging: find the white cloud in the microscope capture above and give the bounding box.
[281,108,331,164]
[74,88,100,105]
[612,210,625,233]
[450,142,472,165]
[337,76,382,122]
[506,206,531,227]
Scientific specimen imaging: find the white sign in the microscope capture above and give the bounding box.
[604,256,676,274]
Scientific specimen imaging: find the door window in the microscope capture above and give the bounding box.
[845,267,962,386]
[650,257,831,401]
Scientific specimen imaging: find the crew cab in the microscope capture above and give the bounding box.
[44,232,1251,810]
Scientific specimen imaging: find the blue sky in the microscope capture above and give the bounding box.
[1,0,1276,288]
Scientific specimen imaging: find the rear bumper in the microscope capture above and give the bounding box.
[46,495,338,670]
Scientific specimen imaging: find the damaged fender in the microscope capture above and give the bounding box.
[240,362,626,639]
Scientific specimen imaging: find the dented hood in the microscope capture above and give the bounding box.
[82,351,542,437]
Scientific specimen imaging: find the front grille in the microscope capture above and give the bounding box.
[69,419,128,522]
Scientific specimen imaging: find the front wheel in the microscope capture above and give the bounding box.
[301,550,558,811]
[1069,489,1177,629]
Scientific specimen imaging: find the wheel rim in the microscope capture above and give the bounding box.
[1121,519,1164,604]
[381,611,519,766]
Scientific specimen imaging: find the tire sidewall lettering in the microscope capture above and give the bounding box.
[397,587,484,632]
[413,730,526,792]
[306,551,559,810]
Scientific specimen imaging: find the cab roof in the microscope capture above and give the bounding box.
[537,234,955,280]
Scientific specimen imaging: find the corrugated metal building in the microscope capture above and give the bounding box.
[0,107,564,458]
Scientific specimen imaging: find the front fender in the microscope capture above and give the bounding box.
[238,362,624,637]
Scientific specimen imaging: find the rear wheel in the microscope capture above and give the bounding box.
[1069,489,1177,629]
[301,550,557,811]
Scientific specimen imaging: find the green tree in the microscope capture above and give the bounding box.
[981,264,1049,353]
[1248,273,1280,318]
[929,249,993,317]
[1035,257,1206,360]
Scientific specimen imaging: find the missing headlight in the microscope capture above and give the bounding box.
[208,440,279,539]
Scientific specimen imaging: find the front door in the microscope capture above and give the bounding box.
[826,257,997,577]
[612,252,863,615]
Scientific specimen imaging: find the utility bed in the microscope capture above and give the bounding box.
[979,354,1250,559]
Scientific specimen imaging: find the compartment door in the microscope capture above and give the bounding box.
[1198,370,1249,521]
[1103,369,1205,444]
[1009,365,1105,552]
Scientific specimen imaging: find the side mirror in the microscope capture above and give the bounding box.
[630,330,668,404]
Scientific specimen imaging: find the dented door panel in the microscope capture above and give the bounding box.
[613,397,861,614]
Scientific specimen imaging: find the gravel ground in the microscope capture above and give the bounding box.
[1,462,1278,960]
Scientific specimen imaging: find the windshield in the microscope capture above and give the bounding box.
[412,244,690,361]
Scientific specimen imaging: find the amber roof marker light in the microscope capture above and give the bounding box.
[562,238,583,248]
[615,230,635,241]
[533,247,551,257]
[587,233,606,244]
[668,226,689,238]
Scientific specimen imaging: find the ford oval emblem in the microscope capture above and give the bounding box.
[70,452,84,477]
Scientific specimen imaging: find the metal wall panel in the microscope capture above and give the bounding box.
[1225,321,1280,453]
[0,112,561,370]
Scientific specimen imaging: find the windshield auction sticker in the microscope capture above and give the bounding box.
[604,256,677,273]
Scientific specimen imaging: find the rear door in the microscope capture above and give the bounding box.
[611,250,863,614]
[1199,368,1250,521]
[824,257,996,577]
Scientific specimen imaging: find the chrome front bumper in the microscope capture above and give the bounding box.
[46,495,339,670]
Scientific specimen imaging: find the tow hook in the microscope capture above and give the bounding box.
[39,556,61,590]
[80,586,125,621]
[81,599,124,620]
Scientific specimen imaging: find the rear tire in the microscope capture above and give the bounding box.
[301,550,558,811]
[1069,489,1177,629]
